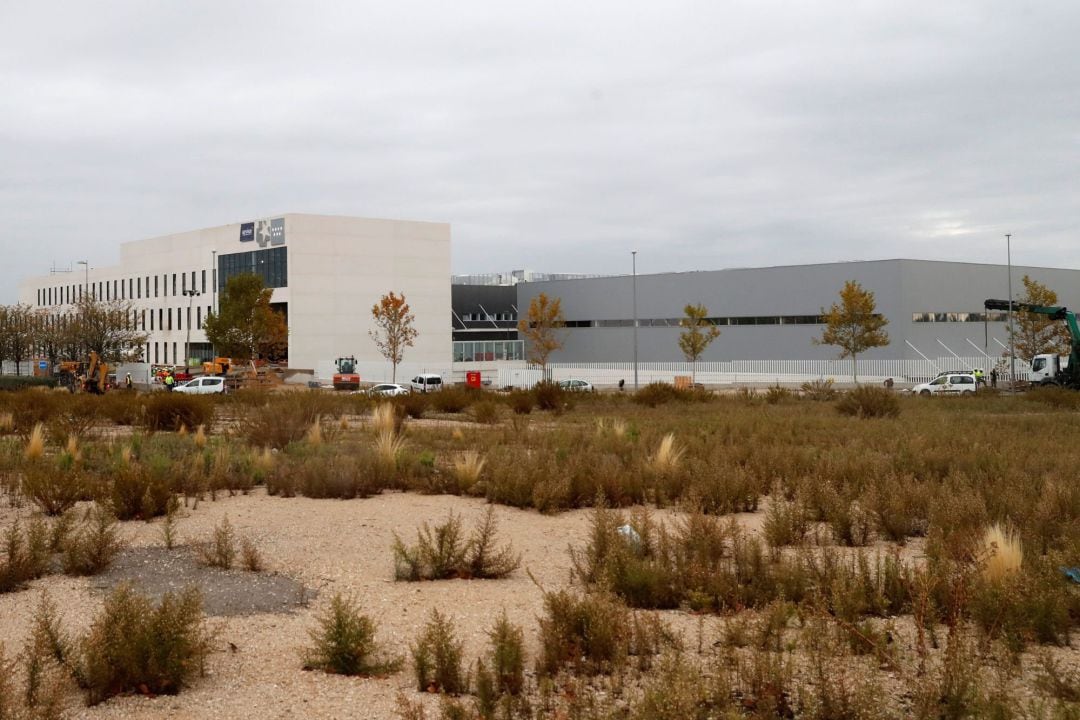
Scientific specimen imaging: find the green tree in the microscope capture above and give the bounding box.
[369,291,418,383]
[1009,275,1072,361]
[678,303,720,385]
[517,293,565,377]
[203,274,288,362]
[815,280,890,383]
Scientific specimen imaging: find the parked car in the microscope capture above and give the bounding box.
[912,373,977,396]
[367,383,410,397]
[409,374,443,393]
[558,379,595,392]
[174,376,227,395]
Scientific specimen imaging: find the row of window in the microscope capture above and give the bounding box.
[562,315,831,329]
[218,247,287,292]
[148,342,214,366]
[40,305,212,334]
[912,312,1010,323]
[453,340,525,362]
[37,269,211,307]
[460,311,516,322]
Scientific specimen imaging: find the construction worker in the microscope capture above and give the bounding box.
[974,368,985,387]
[124,373,133,390]
[990,368,998,388]
[164,371,175,392]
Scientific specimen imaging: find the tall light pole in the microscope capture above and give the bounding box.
[632,251,639,391]
[1006,233,1015,387]
[183,290,201,369]
[77,260,88,301]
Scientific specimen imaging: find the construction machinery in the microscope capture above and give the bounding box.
[202,357,232,376]
[984,299,1080,388]
[333,356,360,391]
[83,351,110,394]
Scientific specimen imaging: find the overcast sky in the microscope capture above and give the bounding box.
[2,2,1078,301]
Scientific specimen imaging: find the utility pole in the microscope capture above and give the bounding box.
[632,251,638,391]
[1006,233,1015,388]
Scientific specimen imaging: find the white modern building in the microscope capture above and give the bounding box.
[19,214,452,379]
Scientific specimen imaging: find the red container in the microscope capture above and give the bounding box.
[465,371,482,388]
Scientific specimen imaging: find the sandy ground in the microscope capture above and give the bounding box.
[0,490,758,719]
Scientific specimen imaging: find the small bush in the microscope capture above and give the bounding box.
[61,505,123,576]
[532,381,564,411]
[836,385,900,418]
[141,393,214,433]
[412,609,467,694]
[0,376,56,392]
[1023,385,1080,409]
[428,387,468,414]
[487,610,525,696]
[800,378,838,401]
[508,390,533,415]
[536,589,631,676]
[397,392,429,419]
[303,593,402,676]
[470,401,500,425]
[764,385,795,404]
[199,516,237,570]
[22,453,86,516]
[393,508,520,581]
[632,382,685,408]
[762,494,808,547]
[78,583,212,705]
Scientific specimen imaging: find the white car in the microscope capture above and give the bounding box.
[913,373,977,396]
[409,374,443,393]
[367,383,410,397]
[174,376,227,395]
[558,379,595,392]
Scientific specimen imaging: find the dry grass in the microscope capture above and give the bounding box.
[451,450,485,490]
[982,523,1023,582]
[374,430,405,470]
[648,432,684,474]
[305,416,323,446]
[372,403,397,436]
[193,424,208,448]
[24,422,45,461]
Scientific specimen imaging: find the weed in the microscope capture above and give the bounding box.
[303,593,402,676]
[982,523,1022,582]
[433,387,471,414]
[762,492,808,547]
[412,609,467,694]
[508,390,533,415]
[801,378,839,401]
[141,393,214,433]
[648,433,684,475]
[487,610,525,696]
[532,381,564,411]
[451,450,485,491]
[471,400,500,425]
[78,583,212,704]
[199,515,237,570]
[24,422,46,461]
[61,504,123,576]
[394,509,519,581]
[241,536,263,572]
[836,385,900,418]
[375,430,406,472]
[536,589,631,676]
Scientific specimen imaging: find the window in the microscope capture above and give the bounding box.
[158,309,163,330]
[1032,357,1047,372]
[197,306,202,328]
[201,270,206,294]
[218,246,288,291]
[172,274,176,297]
[154,276,159,297]
[173,342,177,364]
[176,307,181,331]
[167,308,172,331]
[182,273,186,294]
[164,343,168,364]
[137,277,141,299]
[150,310,155,331]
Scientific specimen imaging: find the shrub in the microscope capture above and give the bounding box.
[1023,386,1080,409]
[397,392,429,419]
[199,516,237,570]
[412,609,467,694]
[487,610,525,696]
[451,451,485,492]
[61,505,123,576]
[78,583,212,705]
[536,589,630,676]
[470,400,499,425]
[303,593,402,676]
[764,385,795,404]
[508,390,533,415]
[0,375,55,392]
[141,393,214,433]
[632,382,685,408]
[532,381,564,411]
[237,392,339,448]
[46,394,101,443]
[432,387,471,414]
[836,385,900,418]
[762,494,808,547]
[22,452,86,516]
[393,508,520,581]
[800,378,838,401]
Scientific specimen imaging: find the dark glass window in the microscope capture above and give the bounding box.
[201,270,206,294]
[218,247,288,292]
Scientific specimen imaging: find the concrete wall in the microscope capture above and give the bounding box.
[516,259,1080,363]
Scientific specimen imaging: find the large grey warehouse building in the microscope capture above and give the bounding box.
[511,259,1080,369]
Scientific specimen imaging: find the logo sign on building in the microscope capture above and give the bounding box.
[253,218,286,247]
[240,222,255,242]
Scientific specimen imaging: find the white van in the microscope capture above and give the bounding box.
[409,373,444,393]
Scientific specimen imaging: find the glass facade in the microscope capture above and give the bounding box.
[453,340,525,362]
[218,247,288,292]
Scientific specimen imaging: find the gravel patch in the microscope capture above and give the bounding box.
[90,545,314,616]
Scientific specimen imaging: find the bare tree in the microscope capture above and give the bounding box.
[69,295,148,364]
[369,291,419,383]
[517,293,566,377]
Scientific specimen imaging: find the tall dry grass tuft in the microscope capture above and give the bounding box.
[306,416,323,446]
[374,430,405,470]
[982,524,1022,582]
[177,424,188,436]
[193,425,207,448]
[648,433,684,474]
[255,447,275,474]
[24,423,46,461]
[372,404,396,437]
[0,412,13,433]
[64,435,80,463]
[119,445,133,465]
[452,451,485,489]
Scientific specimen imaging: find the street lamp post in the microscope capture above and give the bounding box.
[1006,233,1015,388]
[183,290,201,369]
[76,260,88,301]
[632,251,638,391]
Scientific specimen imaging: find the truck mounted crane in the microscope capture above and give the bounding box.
[984,299,1080,389]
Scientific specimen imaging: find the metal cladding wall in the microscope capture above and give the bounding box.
[515,259,1080,363]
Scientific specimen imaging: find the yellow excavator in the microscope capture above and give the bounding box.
[83,351,110,394]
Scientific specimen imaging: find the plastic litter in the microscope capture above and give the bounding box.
[617,524,641,549]
[1062,567,1080,585]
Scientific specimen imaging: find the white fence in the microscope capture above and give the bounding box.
[449,357,1028,389]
